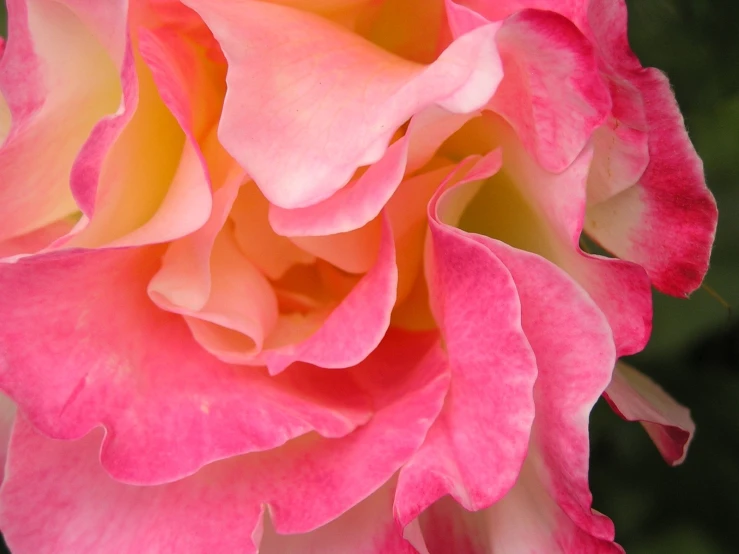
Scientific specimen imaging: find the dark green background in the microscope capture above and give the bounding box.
[0,1,737,552]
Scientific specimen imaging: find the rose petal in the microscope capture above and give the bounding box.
[388,163,458,302]
[406,219,619,552]
[0,331,449,552]
[268,107,476,237]
[604,361,694,465]
[148,167,244,313]
[584,69,717,297]
[0,392,15,484]
[183,227,280,357]
[71,13,219,247]
[151,184,396,373]
[454,115,651,357]
[258,215,398,374]
[585,82,649,205]
[395,154,539,520]
[414,463,622,554]
[268,135,410,238]
[494,118,652,356]
[0,0,123,242]
[0,420,266,554]
[260,482,414,554]
[582,0,717,296]
[448,2,611,173]
[184,0,502,208]
[451,0,588,27]
[0,247,376,484]
[476,237,617,545]
[397,143,619,551]
[288,218,383,275]
[0,217,78,258]
[232,181,316,280]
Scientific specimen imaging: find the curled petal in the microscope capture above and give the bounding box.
[0,217,78,259]
[495,119,652,356]
[477,237,617,544]
[184,0,502,208]
[183,228,280,356]
[148,167,244,313]
[604,361,694,465]
[269,134,411,238]
[151,186,398,374]
[406,243,620,552]
[0,392,15,484]
[584,67,717,297]
[71,14,218,247]
[451,0,588,27]
[260,481,414,554]
[0,247,376,484]
[442,121,651,355]
[232,181,317,280]
[395,153,538,520]
[258,215,398,374]
[490,8,610,172]
[585,82,649,205]
[0,331,449,553]
[268,107,477,237]
[414,464,622,554]
[582,0,717,296]
[448,2,611,173]
[0,0,124,243]
[398,150,619,551]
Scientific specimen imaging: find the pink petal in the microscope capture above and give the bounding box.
[398,147,620,550]
[183,0,502,209]
[148,167,244,313]
[258,215,398,374]
[604,361,694,465]
[152,185,396,374]
[582,0,717,296]
[585,82,649,205]
[449,2,611,173]
[0,392,15,484]
[0,331,448,552]
[408,221,620,552]
[0,420,266,554]
[0,0,124,242]
[476,237,617,545]
[0,217,77,258]
[183,228,280,358]
[260,481,415,554]
[415,464,622,554]
[71,14,218,247]
[492,8,610,172]
[288,218,382,274]
[395,154,539,520]
[387,163,459,303]
[451,0,716,296]
[232,181,317,280]
[584,68,717,297]
[268,107,476,237]
[0,247,375,484]
[268,135,411,237]
[452,0,588,26]
[68,39,135,217]
[492,117,652,356]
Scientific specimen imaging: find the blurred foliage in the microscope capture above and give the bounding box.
[0,1,737,553]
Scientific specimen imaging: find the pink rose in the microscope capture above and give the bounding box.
[0,0,716,552]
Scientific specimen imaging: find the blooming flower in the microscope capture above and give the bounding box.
[0,0,717,552]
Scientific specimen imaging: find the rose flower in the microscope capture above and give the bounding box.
[0,0,717,552]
